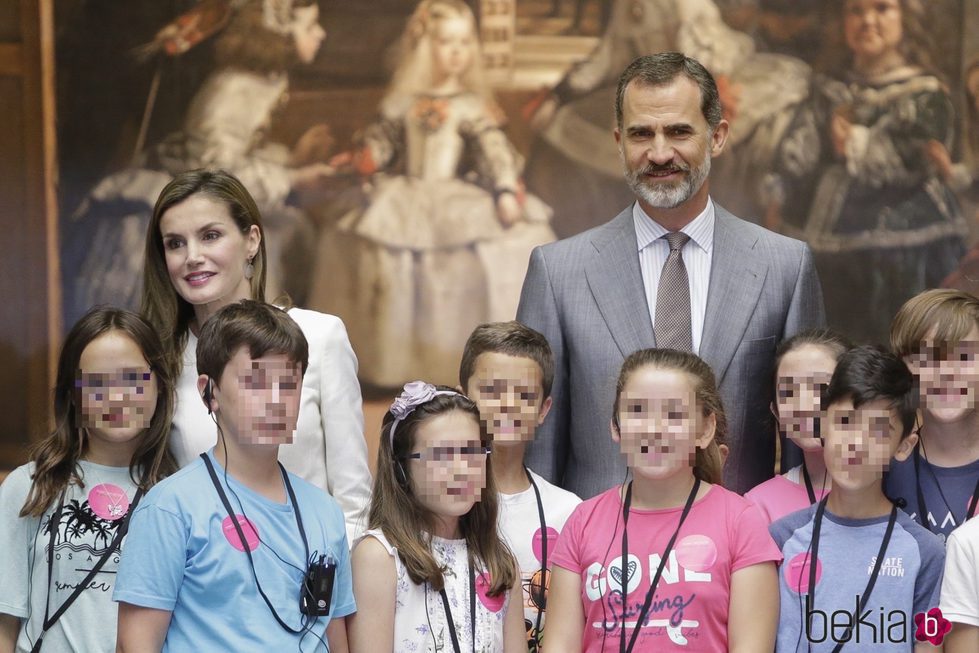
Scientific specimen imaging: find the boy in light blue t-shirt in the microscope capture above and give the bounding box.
[770,346,944,653]
[114,301,354,652]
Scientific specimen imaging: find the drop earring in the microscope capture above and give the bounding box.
[244,256,255,280]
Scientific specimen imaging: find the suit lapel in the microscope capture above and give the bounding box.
[700,207,768,383]
[585,208,656,358]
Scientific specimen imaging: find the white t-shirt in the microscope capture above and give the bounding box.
[497,468,581,645]
[360,529,511,652]
[169,307,372,543]
[0,461,139,653]
[941,513,979,627]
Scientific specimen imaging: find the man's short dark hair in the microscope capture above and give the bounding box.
[197,300,309,383]
[823,345,918,440]
[614,52,723,131]
[459,321,554,399]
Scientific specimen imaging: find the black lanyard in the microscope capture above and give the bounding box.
[801,462,817,505]
[912,444,979,533]
[525,467,548,650]
[619,476,701,653]
[437,560,476,653]
[201,453,309,634]
[808,497,897,653]
[32,485,144,653]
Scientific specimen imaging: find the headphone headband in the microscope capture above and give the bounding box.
[388,381,461,450]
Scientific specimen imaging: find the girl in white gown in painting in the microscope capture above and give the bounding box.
[310,0,554,388]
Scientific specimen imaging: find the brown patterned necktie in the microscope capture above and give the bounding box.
[654,231,693,351]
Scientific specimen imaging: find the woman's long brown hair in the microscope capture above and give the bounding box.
[368,389,516,595]
[612,349,727,485]
[140,169,268,378]
[20,307,177,517]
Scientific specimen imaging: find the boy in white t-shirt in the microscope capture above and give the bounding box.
[941,516,979,652]
[460,321,581,651]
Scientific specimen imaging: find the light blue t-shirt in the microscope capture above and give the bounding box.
[114,450,354,652]
[770,504,944,652]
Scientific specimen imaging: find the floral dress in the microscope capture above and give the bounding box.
[360,529,510,653]
[310,91,554,387]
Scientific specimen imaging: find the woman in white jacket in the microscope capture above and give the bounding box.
[140,168,371,543]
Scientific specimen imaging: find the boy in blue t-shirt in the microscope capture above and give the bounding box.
[770,346,944,652]
[884,289,979,543]
[114,301,354,651]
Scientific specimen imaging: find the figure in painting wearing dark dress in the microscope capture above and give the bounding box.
[308,0,554,389]
[64,0,333,326]
[764,0,967,344]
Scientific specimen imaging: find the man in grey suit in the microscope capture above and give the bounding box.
[517,52,824,496]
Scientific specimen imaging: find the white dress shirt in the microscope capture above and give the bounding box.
[633,199,715,353]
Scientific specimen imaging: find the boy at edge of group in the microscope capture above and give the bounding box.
[114,301,354,652]
[770,346,944,653]
[459,321,581,650]
[885,289,979,543]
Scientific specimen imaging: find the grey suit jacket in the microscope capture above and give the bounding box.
[516,203,825,497]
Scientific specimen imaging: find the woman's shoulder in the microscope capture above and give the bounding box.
[285,307,350,345]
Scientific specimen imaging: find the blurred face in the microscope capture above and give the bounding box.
[160,194,260,311]
[906,327,979,424]
[823,397,915,492]
[612,366,715,481]
[844,0,903,62]
[408,410,488,520]
[77,331,157,452]
[292,5,326,65]
[431,15,474,81]
[775,345,838,450]
[466,352,551,445]
[614,77,727,211]
[205,348,303,447]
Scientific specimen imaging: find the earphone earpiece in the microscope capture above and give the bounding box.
[394,460,408,488]
[202,379,214,414]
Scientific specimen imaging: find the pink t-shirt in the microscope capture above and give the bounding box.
[551,483,781,652]
[744,472,828,525]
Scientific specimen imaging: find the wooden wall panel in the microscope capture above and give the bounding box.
[0,0,58,469]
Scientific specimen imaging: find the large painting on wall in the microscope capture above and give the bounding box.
[55,0,979,389]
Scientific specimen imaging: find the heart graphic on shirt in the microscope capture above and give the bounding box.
[609,559,638,589]
[476,571,506,612]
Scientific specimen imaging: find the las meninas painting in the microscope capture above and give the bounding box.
[57,0,979,388]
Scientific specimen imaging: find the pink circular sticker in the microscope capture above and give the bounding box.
[674,534,718,572]
[222,515,260,552]
[532,526,560,564]
[88,483,131,521]
[785,552,822,594]
[475,571,506,612]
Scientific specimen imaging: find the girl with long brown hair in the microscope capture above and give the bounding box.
[348,382,525,652]
[545,348,781,652]
[0,307,176,652]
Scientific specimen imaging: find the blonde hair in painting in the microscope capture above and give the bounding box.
[386,0,490,102]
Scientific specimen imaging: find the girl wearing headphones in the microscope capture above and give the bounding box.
[545,349,781,652]
[348,382,525,652]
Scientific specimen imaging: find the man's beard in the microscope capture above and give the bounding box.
[623,149,712,209]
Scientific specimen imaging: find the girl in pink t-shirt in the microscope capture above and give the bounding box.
[546,349,781,652]
[745,329,852,524]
